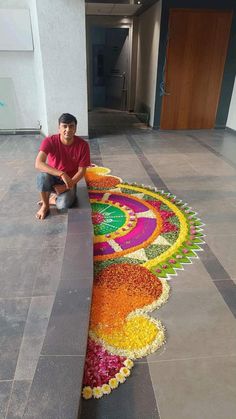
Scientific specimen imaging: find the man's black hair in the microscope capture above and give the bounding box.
[58,113,77,126]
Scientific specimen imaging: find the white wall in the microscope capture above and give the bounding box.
[0,0,88,136]
[0,0,39,129]
[135,0,162,127]
[35,0,88,136]
[0,9,33,50]
[227,76,236,130]
[29,0,48,134]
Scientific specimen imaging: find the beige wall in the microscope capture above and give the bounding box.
[135,0,162,127]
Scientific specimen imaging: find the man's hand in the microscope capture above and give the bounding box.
[53,173,75,195]
[53,184,69,195]
[60,173,74,189]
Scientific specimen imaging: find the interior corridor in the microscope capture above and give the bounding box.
[0,110,236,418]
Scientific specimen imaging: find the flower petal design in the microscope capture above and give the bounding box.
[82,166,204,399]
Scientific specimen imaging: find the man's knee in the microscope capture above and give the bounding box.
[56,189,76,210]
[37,172,54,192]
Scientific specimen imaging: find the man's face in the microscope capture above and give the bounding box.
[59,122,77,141]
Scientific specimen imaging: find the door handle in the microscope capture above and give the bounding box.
[160,81,171,96]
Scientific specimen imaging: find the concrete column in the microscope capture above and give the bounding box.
[35,0,88,136]
[29,0,48,134]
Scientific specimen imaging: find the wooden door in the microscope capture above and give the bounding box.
[160,9,233,130]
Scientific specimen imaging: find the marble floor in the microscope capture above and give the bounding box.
[0,134,70,419]
[81,110,236,419]
[0,109,236,419]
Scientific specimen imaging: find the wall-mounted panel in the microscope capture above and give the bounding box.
[0,9,33,51]
[0,78,17,129]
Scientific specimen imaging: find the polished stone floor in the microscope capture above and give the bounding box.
[82,110,236,419]
[1,109,236,418]
[0,134,69,418]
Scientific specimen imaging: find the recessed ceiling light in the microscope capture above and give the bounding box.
[137,1,141,4]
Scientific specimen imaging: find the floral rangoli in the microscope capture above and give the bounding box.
[82,166,204,399]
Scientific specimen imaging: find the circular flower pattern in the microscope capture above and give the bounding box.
[82,166,204,399]
[90,191,162,260]
[91,199,137,238]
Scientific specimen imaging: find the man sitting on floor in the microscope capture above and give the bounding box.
[35,113,91,220]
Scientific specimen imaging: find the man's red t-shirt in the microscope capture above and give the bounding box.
[39,134,91,178]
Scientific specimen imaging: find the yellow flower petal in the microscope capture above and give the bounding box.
[82,386,93,400]
[109,378,119,389]
[102,384,111,395]
[120,367,130,377]
[93,387,103,399]
[115,373,126,383]
[124,359,134,369]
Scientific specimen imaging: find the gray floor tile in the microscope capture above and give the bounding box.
[1,115,236,419]
[0,136,39,157]
[149,356,236,419]
[0,216,47,250]
[41,278,91,356]
[147,285,236,362]
[206,235,236,278]
[204,220,236,236]
[0,381,12,419]
[169,258,215,291]
[199,243,230,280]
[98,140,133,156]
[8,176,38,193]
[6,380,31,419]
[14,296,54,381]
[213,279,236,317]
[1,161,21,183]
[0,299,30,380]
[76,183,93,211]
[0,249,41,298]
[0,192,38,217]
[23,356,84,419]
[188,194,236,218]
[80,362,160,419]
[146,153,198,179]
[32,246,65,296]
[181,152,236,176]
[0,188,8,204]
[101,155,149,179]
[60,232,93,281]
[66,216,93,236]
[42,220,67,248]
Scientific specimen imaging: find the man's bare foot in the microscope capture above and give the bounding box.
[37,194,57,206]
[36,205,50,220]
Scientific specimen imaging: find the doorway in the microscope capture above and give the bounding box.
[160,9,233,130]
[91,27,129,111]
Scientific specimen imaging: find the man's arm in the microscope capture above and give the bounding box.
[35,151,63,177]
[52,167,87,195]
[72,167,87,184]
[35,151,74,189]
